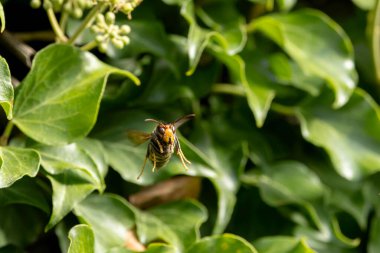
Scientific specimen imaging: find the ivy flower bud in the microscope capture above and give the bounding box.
[120,25,131,34]
[30,0,41,8]
[105,12,116,25]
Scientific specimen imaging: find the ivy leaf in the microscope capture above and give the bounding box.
[296,89,380,180]
[254,236,317,253]
[36,138,107,230]
[164,0,246,75]
[368,214,380,253]
[107,244,175,253]
[147,200,207,249]
[0,205,46,248]
[210,46,275,128]
[74,194,135,253]
[242,161,324,205]
[68,224,95,253]
[268,53,324,96]
[0,56,14,120]
[186,234,257,253]
[0,147,40,188]
[13,44,140,145]
[250,9,357,107]
[136,200,207,251]
[0,177,50,213]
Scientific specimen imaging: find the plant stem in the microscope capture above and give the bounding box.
[211,83,246,97]
[0,121,14,146]
[80,40,98,51]
[59,11,69,32]
[270,103,296,116]
[46,8,68,42]
[67,2,106,45]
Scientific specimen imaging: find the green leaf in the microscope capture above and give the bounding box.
[0,177,50,213]
[165,0,246,75]
[250,9,357,107]
[36,138,107,230]
[268,53,323,96]
[276,0,297,11]
[0,3,5,33]
[109,20,180,76]
[254,236,317,253]
[0,56,13,120]
[210,46,275,127]
[297,89,380,180]
[368,214,380,253]
[142,200,207,250]
[107,244,175,253]
[0,205,46,248]
[0,147,40,188]
[179,126,246,234]
[74,194,135,253]
[68,224,95,253]
[242,161,324,231]
[13,44,139,145]
[186,234,257,253]
[352,0,376,10]
[243,161,324,205]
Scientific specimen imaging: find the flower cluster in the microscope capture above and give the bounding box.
[30,0,95,17]
[107,0,142,17]
[91,12,131,52]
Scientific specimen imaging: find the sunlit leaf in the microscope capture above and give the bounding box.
[0,147,40,188]
[74,194,135,253]
[0,56,13,120]
[297,89,380,180]
[164,0,246,75]
[68,224,95,253]
[144,200,207,249]
[352,0,376,10]
[254,236,317,253]
[108,244,175,253]
[250,9,357,107]
[13,44,139,145]
[186,234,257,253]
[36,139,107,230]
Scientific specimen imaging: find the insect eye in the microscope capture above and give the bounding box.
[158,126,165,134]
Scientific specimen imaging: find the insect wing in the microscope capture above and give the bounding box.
[127,130,151,145]
[173,114,195,128]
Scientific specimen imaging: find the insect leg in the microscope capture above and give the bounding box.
[137,156,148,180]
[152,152,157,172]
[177,147,191,171]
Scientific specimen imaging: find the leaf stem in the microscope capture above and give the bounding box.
[46,8,68,42]
[67,2,106,45]
[270,103,296,116]
[80,40,98,51]
[0,121,14,146]
[211,83,246,97]
[59,11,69,32]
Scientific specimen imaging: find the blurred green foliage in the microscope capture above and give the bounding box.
[0,0,380,252]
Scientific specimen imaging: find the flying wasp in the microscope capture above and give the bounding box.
[128,114,195,179]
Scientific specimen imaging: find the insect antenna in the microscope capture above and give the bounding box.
[173,114,195,128]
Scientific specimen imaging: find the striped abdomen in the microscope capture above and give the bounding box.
[147,138,177,169]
